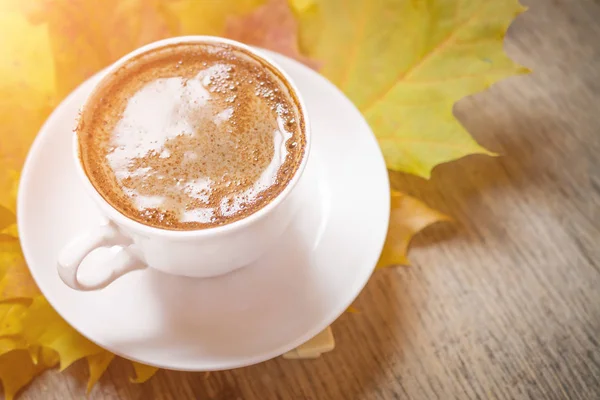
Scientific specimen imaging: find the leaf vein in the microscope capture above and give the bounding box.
[360,2,490,113]
[338,0,372,90]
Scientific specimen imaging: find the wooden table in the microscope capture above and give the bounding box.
[20,0,600,398]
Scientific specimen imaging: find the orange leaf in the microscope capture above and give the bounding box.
[86,351,115,393]
[0,337,27,359]
[0,347,57,400]
[0,207,15,232]
[224,0,320,69]
[22,0,173,99]
[130,361,159,383]
[0,350,37,400]
[376,191,450,268]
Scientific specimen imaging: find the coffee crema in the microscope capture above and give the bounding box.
[77,42,306,230]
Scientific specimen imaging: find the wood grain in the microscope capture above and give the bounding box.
[17,0,600,398]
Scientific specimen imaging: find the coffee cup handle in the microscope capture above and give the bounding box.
[57,221,146,291]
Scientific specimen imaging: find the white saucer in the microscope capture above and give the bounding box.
[18,50,390,371]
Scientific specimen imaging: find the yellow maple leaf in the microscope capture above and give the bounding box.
[0,236,39,304]
[0,251,40,305]
[0,206,15,232]
[289,0,315,13]
[377,191,450,268]
[0,237,22,282]
[0,347,57,400]
[86,351,115,393]
[0,301,29,360]
[130,361,159,383]
[19,296,103,370]
[296,0,528,178]
[0,337,27,360]
[0,11,54,210]
[0,225,19,239]
[224,0,320,69]
[0,261,40,304]
[0,350,39,400]
[0,302,27,337]
[160,0,265,36]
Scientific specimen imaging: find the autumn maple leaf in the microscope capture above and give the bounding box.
[293,0,529,178]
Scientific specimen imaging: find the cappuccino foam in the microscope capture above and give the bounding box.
[77,42,305,230]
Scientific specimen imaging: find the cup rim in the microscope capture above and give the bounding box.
[73,35,311,240]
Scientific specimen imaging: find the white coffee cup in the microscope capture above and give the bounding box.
[57,36,311,291]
